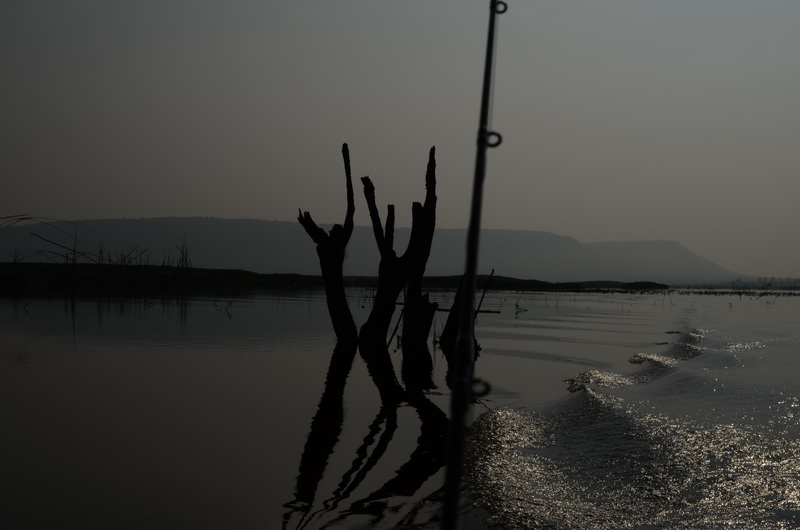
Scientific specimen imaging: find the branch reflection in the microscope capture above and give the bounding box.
[282,340,357,529]
[283,338,449,529]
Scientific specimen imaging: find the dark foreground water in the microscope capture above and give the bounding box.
[1,290,798,529]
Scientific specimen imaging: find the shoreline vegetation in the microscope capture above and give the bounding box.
[4,261,797,298]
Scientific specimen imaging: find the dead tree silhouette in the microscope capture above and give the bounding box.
[357,147,438,402]
[357,146,437,349]
[297,143,358,346]
[288,145,450,529]
[297,144,441,394]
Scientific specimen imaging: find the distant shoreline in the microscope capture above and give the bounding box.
[0,217,760,284]
[5,261,795,298]
[0,261,675,298]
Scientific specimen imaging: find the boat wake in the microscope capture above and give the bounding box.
[465,328,800,529]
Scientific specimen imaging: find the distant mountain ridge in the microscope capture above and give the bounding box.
[0,217,743,284]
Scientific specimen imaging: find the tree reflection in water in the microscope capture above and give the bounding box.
[282,337,449,529]
[287,144,451,528]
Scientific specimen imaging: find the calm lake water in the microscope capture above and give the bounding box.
[2,289,799,529]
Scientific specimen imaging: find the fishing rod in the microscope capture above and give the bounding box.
[441,1,506,528]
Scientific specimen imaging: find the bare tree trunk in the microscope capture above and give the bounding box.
[401,147,438,393]
[358,147,437,347]
[357,180,408,403]
[438,272,490,389]
[357,147,438,403]
[298,143,358,346]
[438,275,466,387]
[357,183,405,349]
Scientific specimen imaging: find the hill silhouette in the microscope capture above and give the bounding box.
[0,217,742,284]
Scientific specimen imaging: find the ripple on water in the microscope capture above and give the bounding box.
[465,391,800,529]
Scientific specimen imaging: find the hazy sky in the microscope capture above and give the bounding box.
[3,1,800,277]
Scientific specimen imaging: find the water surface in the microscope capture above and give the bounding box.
[2,290,798,528]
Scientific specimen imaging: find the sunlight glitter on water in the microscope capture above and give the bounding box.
[466,294,800,529]
[468,393,800,529]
